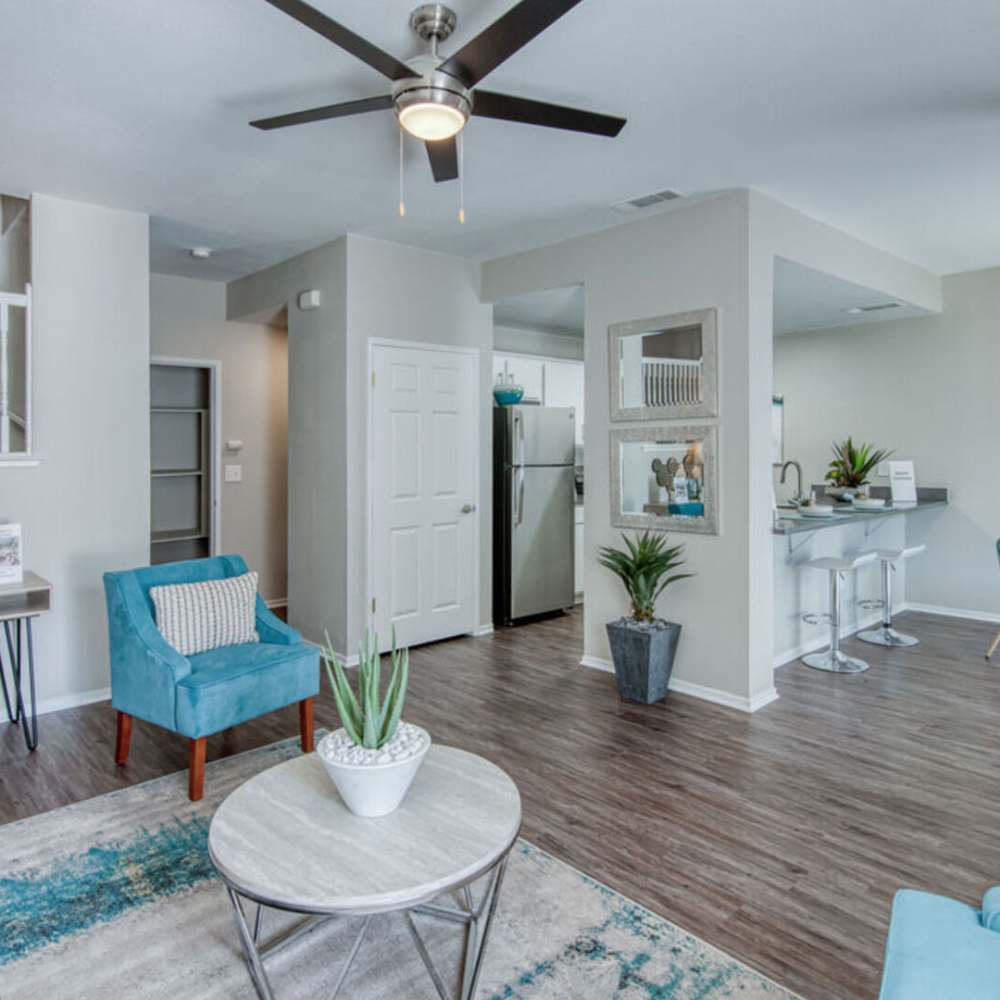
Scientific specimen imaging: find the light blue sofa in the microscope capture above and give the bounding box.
[880,887,1000,999]
[103,554,319,800]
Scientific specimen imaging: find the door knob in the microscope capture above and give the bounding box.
[461,503,476,514]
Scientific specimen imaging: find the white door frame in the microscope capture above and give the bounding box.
[150,355,222,556]
[366,337,481,643]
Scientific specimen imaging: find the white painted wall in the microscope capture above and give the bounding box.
[773,266,1000,620]
[150,274,288,602]
[483,192,768,707]
[0,194,149,710]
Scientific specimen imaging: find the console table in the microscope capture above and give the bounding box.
[209,745,522,1000]
[0,571,51,751]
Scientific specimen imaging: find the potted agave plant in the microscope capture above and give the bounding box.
[598,532,693,704]
[317,629,430,817]
[825,437,893,500]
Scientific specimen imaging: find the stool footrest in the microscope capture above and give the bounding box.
[803,612,833,626]
[856,599,884,610]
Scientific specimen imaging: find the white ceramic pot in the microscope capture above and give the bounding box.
[317,726,431,818]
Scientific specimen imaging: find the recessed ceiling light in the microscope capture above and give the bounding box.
[190,247,213,260]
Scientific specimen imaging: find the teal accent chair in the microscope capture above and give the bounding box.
[879,887,1000,999]
[103,555,319,801]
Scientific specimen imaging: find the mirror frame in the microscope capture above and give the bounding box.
[0,285,33,464]
[608,307,719,422]
[610,424,720,536]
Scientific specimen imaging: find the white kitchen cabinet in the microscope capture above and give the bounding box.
[574,504,584,600]
[544,360,585,446]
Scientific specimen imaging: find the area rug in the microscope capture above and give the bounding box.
[1,737,797,999]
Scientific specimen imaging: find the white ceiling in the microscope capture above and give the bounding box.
[4,0,1000,280]
[773,258,932,335]
[494,285,584,336]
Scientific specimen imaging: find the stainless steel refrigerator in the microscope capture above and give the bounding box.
[493,406,576,625]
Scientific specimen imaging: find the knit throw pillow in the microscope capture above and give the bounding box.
[150,571,260,656]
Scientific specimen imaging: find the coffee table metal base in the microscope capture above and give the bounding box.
[221,853,511,1000]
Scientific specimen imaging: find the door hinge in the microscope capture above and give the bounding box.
[371,597,376,613]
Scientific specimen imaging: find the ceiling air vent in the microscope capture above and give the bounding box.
[846,302,901,315]
[611,188,683,214]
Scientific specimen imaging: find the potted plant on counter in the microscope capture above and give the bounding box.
[598,532,694,704]
[825,437,893,499]
[317,629,430,817]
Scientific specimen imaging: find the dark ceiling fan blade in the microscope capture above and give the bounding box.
[437,0,587,88]
[426,137,459,183]
[261,0,417,81]
[473,90,626,137]
[250,94,393,130]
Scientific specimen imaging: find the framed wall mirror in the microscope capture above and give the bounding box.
[610,425,719,535]
[609,308,718,421]
[1,195,32,463]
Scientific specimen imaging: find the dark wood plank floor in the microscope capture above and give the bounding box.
[3,608,999,999]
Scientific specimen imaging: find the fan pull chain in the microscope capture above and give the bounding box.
[458,132,465,224]
[398,130,406,218]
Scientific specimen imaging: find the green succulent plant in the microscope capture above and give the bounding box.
[597,531,693,624]
[322,628,409,750]
[825,437,893,488]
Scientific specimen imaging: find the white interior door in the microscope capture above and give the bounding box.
[370,343,478,650]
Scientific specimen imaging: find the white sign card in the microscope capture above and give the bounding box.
[889,460,917,505]
[0,523,23,585]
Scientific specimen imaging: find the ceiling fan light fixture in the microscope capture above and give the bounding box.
[398,100,466,141]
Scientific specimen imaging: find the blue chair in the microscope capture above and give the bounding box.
[880,887,1000,999]
[103,554,319,801]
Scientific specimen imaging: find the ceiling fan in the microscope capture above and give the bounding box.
[251,0,627,184]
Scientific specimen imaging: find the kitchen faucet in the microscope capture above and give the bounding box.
[780,459,805,501]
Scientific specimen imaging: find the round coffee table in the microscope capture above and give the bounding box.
[209,744,521,1000]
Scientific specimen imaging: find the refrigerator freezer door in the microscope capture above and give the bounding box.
[510,406,576,467]
[511,465,576,619]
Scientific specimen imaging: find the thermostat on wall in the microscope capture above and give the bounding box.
[298,289,321,311]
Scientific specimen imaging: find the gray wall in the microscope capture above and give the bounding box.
[1,194,150,709]
[773,266,1000,619]
[227,235,491,654]
[483,192,765,706]
[493,323,584,361]
[229,239,349,650]
[150,274,289,601]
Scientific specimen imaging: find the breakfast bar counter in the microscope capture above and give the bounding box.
[773,488,948,535]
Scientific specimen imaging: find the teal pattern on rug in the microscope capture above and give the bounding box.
[0,816,213,965]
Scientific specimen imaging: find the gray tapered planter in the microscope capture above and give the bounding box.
[606,619,682,704]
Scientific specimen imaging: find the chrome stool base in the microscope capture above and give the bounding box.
[802,649,870,673]
[857,625,919,647]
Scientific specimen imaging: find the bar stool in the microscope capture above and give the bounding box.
[857,545,926,647]
[801,552,878,672]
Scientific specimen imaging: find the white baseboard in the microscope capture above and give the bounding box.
[903,602,1000,624]
[265,597,288,610]
[578,655,777,713]
[35,686,110,718]
[470,623,495,637]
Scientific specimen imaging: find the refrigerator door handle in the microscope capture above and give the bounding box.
[515,411,525,466]
[516,466,525,526]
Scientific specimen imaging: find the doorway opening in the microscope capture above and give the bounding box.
[491,284,585,648]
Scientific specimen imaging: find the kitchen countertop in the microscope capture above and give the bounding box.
[772,486,948,535]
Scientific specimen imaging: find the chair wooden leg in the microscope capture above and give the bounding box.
[115,712,132,766]
[987,627,1000,661]
[299,697,315,753]
[188,737,207,801]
